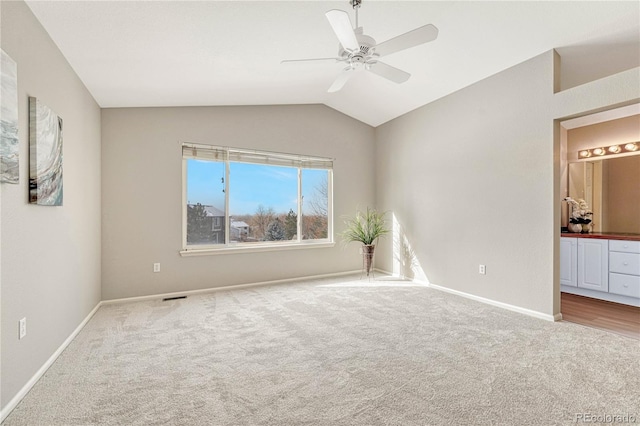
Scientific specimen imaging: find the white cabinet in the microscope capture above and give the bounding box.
[560,238,577,287]
[608,240,640,299]
[561,236,640,307]
[610,252,640,276]
[609,273,640,298]
[609,240,640,254]
[577,239,608,292]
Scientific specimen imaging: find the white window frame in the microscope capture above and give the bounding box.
[181,143,334,256]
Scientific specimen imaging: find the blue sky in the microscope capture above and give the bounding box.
[187,160,326,215]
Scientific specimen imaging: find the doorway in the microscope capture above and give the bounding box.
[558,104,640,339]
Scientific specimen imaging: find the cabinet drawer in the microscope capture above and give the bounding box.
[609,240,640,254]
[609,252,640,276]
[609,273,640,298]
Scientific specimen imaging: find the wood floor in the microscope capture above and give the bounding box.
[561,292,640,340]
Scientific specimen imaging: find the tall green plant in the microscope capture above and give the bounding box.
[340,207,389,246]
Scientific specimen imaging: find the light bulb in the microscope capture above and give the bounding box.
[608,145,621,153]
[593,148,605,156]
[624,143,638,152]
[579,150,591,158]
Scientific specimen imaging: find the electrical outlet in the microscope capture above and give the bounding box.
[19,318,27,340]
[479,264,486,275]
[153,263,161,273]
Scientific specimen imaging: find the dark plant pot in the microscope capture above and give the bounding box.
[363,244,375,277]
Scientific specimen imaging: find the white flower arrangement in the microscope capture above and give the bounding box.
[563,197,593,224]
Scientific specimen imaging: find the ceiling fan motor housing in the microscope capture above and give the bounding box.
[338,29,378,66]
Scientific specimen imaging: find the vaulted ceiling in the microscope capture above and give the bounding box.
[26,1,640,127]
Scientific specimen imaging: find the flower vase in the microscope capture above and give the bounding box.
[362,244,375,277]
[581,223,591,233]
[568,223,582,233]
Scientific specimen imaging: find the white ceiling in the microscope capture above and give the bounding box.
[25,1,640,127]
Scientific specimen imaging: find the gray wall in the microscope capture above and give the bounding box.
[1,1,102,409]
[374,50,639,317]
[101,105,375,300]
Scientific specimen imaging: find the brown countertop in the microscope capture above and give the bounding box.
[561,232,640,241]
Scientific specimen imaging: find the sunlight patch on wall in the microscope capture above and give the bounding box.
[392,213,429,283]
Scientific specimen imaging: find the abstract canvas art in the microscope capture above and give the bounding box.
[29,97,63,205]
[1,49,19,184]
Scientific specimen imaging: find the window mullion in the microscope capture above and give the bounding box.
[297,168,302,242]
[224,154,230,245]
[182,158,187,249]
[328,169,334,242]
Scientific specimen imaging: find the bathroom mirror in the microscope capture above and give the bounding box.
[568,155,640,234]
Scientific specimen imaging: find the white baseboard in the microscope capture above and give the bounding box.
[373,273,559,321]
[101,269,362,305]
[0,302,102,423]
[372,268,430,284]
[428,283,559,322]
[373,268,394,276]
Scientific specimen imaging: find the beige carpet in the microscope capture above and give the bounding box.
[3,275,639,425]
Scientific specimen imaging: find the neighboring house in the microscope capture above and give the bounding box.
[230,220,250,241]
[203,205,225,230]
[203,205,225,244]
[188,204,225,244]
[187,207,251,243]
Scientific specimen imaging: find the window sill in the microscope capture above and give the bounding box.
[180,241,335,257]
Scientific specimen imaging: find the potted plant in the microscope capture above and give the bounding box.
[563,197,593,233]
[340,207,390,276]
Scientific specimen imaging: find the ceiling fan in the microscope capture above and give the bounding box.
[282,0,439,93]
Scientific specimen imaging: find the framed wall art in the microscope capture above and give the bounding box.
[1,49,19,184]
[29,96,63,205]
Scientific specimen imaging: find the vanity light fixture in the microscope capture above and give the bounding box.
[577,141,640,159]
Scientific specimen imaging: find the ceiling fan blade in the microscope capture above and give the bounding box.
[375,24,439,57]
[328,68,355,93]
[281,58,342,64]
[368,61,410,84]
[325,9,359,52]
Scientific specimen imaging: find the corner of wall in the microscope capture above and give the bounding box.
[553,49,561,94]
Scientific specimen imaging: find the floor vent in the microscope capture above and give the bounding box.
[162,296,187,301]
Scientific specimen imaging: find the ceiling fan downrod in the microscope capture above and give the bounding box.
[350,0,362,28]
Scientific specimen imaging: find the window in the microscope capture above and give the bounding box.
[301,169,329,240]
[182,144,333,252]
[186,160,225,246]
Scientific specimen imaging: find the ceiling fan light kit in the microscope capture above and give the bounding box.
[282,0,439,93]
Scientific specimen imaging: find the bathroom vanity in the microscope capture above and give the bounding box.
[560,233,640,307]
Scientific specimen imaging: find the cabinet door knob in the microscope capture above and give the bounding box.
[623,262,629,266]
[623,284,629,288]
